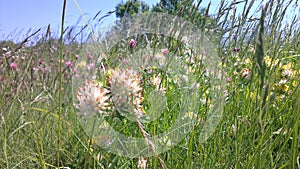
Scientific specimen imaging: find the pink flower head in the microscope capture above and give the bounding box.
[122,59,130,64]
[73,67,78,74]
[66,60,73,67]
[226,77,232,82]
[10,62,18,70]
[162,48,168,56]
[87,53,94,61]
[130,39,136,47]
[88,63,95,70]
[33,67,39,72]
[38,59,43,65]
[43,67,50,73]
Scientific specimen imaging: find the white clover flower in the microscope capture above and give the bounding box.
[279,79,288,85]
[108,68,145,118]
[282,69,294,77]
[74,80,110,118]
[149,75,166,94]
[138,157,147,169]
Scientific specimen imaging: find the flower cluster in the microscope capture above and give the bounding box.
[271,61,298,99]
[75,68,145,119]
[0,42,81,100]
[108,68,145,118]
[74,80,110,118]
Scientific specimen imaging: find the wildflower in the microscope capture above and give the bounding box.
[162,48,168,56]
[240,68,252,81]
[73,67,78,74]
[38,59,43,65]
[87,53,94,61]
[264,55,279,67]
[43,67,50,73]
[122,59,130,64]
[2,47,7,52]
[182,111,197,120]
[88,138,96,152]
[50,45,57,53]
[129,39,136,47]
[74,80,110,118]
[233,48,240,52]
[58,59,64,63]
[273,79,289,94]
[5,51,11,57]
[226,77,232,82]
[75,54,79,60]
[76,60,87,69]
[138,157,147,169]
[282,63,292,70]
[264,55,272,67]
[292,80,298,87]
[66,60,73,67]
[88,63,95,70]
[12,55,18,59]
[279,79,287,85]
[282,69,294,77]
[149,75,166,94]
[33,67,39,72]
[10,62,17,70]
[244,58,252,65]
[108,68,145,118]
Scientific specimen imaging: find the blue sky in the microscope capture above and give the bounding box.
[0,0,298,42]
[0,0,160,41]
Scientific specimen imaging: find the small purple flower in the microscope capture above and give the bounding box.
[43,67,50,73]
[233,48,240,52]
[122,59,130,64]
[73,67,78,74]
[130,39,136,47]
[66,61,73,67]
[88,63,95,70]
[33,67,39,72]
[5,51,12,57]
[10,62,18,70]
[226,77,232,82]
[163,48,168,56]
[87,53,94,61]
[38,59,43,65]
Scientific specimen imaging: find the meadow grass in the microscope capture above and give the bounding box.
[0,0,299,168]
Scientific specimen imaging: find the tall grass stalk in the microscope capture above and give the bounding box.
[57,0,67,167]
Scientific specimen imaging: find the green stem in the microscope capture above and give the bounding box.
[57,0,67,167]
